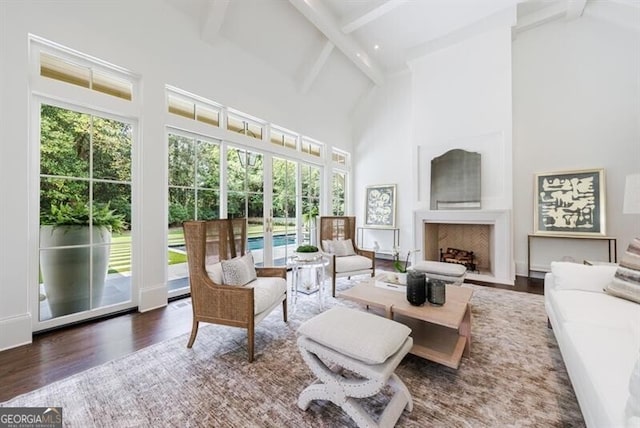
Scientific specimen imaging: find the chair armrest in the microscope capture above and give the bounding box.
[256,266,287,280]
[355,248,375,260]
[190,270,254,322]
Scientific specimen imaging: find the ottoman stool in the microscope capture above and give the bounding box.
[410,260,467,285]
[296,307,413,428]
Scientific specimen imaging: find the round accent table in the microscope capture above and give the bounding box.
[287,255,329,311]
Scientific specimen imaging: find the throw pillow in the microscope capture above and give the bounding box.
[550,261,618,293]
[332,239,356,257]
[605,239,640,304]
[221,252,257,286]
[205,262,223,284]
[322,239,334,253]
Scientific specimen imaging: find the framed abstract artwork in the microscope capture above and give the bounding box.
[364,184,396,228]
[533,168,606,236]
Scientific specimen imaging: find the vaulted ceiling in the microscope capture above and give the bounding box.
[164,0,640,109]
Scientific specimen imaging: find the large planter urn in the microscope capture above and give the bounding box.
[40,225,111,317]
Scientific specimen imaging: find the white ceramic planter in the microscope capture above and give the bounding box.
[294,251,320,261]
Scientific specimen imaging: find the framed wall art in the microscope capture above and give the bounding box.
[533,168,606,236]
[364,184,397,228]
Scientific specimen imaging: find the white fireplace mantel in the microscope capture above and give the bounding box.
[414,210,514,285]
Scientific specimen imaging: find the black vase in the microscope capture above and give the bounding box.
[406,271,426,306]
[428,279,446,306]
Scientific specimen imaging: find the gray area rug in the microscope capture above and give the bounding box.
[2,278,584,427]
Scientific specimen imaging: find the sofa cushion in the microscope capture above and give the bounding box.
[333,239,356,257]
[334,254,372,273]
[297,306,411,364]
[562,322,638,428]
[247,276,286,315]
[549,289,640,335]
[322,239,334,253]
[626,354,640,421]
[221,253,257,286]
[550,261,618,293]
[605,239,640,304]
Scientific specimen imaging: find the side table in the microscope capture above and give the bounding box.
[287,255,329,310]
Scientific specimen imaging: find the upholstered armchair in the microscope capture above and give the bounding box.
[319,216,375,297]
[183,218,287,362]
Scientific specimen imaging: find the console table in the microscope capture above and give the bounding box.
[527,234,617,278]
[356,227,399,255]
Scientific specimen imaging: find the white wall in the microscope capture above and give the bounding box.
[352,73,413,254]
[409,27,513,212]
[513,14,640,275]
[0,0,355,350]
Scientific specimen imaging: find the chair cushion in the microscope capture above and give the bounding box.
[333,239,356,257]
[411,261,467,277]
[221,253,257,286]
[247,276,286,314]
[297,307,411,365]
[335,254,372,273]
[205,262,223,284]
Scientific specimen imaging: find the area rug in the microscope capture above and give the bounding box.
[2,278,584,427]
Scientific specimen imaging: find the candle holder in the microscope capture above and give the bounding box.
[406,271,426,306]
[427,278,446,306]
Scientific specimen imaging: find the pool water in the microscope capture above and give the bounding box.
[248,234,296,250]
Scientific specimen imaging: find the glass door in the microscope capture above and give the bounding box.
[226,146,265,265]
[272,157,297,266]
[300,164,321,246]
[38,103,135,325]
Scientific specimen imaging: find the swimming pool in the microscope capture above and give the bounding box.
[248,234,296,250]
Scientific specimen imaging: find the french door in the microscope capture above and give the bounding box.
[36,101,136,329]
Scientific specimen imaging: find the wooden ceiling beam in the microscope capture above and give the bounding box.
[341,0,404,34]
[288,0,385,86]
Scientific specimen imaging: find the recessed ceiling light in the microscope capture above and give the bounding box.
[374,44,379,50]
[356,53,361,58]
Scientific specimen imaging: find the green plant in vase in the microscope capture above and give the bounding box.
[40,200,126,317]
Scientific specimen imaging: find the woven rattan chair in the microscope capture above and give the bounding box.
[319,216,375,297]
[183,218,287,362]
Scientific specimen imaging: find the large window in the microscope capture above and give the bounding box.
[167,132,220,291]
[39,104,133,320]
[301,164,320,244]
[332,171,346,216]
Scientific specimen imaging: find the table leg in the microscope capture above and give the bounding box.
[459,304,472,358]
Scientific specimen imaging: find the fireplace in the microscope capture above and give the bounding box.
[414,210,514,285]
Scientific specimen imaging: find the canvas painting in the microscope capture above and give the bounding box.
[534,169,605,236]
[364,184,396,228]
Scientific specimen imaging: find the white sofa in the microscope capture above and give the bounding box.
[545,262,640,428]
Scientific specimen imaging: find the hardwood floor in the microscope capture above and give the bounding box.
[0,261,543,402]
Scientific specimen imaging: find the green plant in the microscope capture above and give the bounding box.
[393,247,420,273]
[41,200,126,233]
[295,244,318,253]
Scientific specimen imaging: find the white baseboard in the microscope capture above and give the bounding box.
[138,283,168,312]
[0,313,32,351]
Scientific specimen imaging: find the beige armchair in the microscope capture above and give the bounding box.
[183,218,287,362]
[319,216,375,297]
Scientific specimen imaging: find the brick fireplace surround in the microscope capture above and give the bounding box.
[414,210,514,285]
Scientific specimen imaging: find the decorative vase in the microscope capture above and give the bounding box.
[406,271,426,306]
[396,272,407,285]
[427,278,446,306]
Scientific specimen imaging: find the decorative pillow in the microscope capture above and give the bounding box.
[322,239,334,254]
[332,239,356,257]
[297,307,411,365]
[605,239,640,304]
[221,252,257,286]
[550,261,617,293]
[205,262,223,284]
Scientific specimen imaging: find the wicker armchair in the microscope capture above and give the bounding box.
[319,216,375,297]
[183,219,287,362]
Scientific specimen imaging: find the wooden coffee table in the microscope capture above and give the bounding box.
[339,279,473,369]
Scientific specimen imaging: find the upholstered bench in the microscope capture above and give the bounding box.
[410,260,467,285]
[296,307,413,428]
